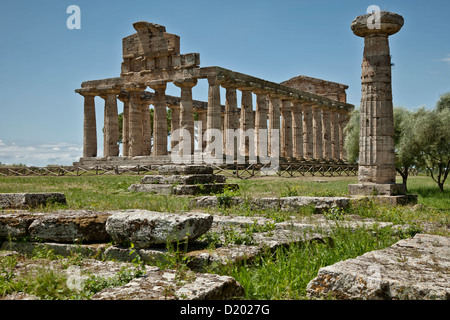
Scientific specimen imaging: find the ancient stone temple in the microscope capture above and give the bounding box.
[74,21,354,167]
[348,11,409,197]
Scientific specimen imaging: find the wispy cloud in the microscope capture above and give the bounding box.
[0,139,82,166]
[440,54,450,64]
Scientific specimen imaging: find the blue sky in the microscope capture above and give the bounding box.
[0,0,449,166]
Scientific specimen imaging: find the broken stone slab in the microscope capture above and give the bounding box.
[91,269,244,300]
[192,195,351,213]
[1,241,107,258]
[0,210,111,243]
[0,193,66,209]
[158,165,214,175]
[185,245,263,272]
[128,183,239,195]
[306,233,450,300]
[28,210,111,243]
[140,174,226,185]
[105,210,213,249]
[103,245,169,265]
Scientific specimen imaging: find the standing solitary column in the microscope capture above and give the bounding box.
[149,81,168,156]
[291,101,303,160]
[349,11,405,196]
[321,106,332,160]
[302,103,313,160]
[79,90,98,158]
[312,105,323,160]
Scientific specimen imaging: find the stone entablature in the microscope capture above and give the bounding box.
[75,21,354,165]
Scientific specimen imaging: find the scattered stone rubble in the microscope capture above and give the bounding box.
[1,208,448,300]
[128,165,239,195]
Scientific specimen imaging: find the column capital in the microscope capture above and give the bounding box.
[174,78,198,88]
[146,80,166,90]
[75,88,99,97]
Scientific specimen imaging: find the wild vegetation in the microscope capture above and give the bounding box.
[0,174,448,300]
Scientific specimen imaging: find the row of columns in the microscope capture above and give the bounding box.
[79,78,349,162]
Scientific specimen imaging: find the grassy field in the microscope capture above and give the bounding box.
[0,174,448,300]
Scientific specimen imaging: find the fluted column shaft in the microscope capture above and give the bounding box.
[240,90,254,157]
[291,101,303,159]
[102,91,120,157]
[312,105,323,160]
[141,100,152,156]
[302,104,313,160]
[268,96,280,157]
[280,100,293,159]
[223,86,239,158]
[128,89,144,156]
[82,93,97,158]
[321,107,332,160]
[255,93,268,158]
[150,82,168,156]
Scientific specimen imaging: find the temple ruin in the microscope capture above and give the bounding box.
[74,21,354,167]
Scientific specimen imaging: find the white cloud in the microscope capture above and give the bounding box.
[441,54,450,64]
[0,140,82,166]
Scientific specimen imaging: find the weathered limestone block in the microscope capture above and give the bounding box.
[279,196,351,213]
[140,174,226,185]
[28,211,111,243]
[105,210,213,249]
[128,184,173,195]
[306,234,450,300]
[0,212,46,239]
[103,245,168,264]
[157,165,214,175]
[0,193,66,209]
[128,183,239,195]
[91,269,244,300]
[185,245,263,272]
[1,241,107,258]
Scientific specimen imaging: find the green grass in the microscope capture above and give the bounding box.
[0,174,448,300]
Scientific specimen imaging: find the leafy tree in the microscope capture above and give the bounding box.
[436,92,450,112]
[411,107,450,192]
[343,109,360,163]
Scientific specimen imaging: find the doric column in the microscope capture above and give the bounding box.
[206,76,222,154]
[302,103,313,160]
[78,90,98,158]
[239,89,254,157]
[254,91,269,159]
[268,95,281,157]
[118,92,130,157]
[148,81,167,156]
[101,89,120,157]
[330,109,340,161]
[169,105,180,152]
[291,101,303,160]
[321,106,332,160]
[222,83,239,159]
[141,99,152,156]
[349,11,405,196]
[312,105,323,160]
[280,99,293,159]
[338,110,349,161]
[126,84,146,157]
[197,110,207,151]
[174,79,197,156]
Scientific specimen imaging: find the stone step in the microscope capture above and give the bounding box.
[306,233,450,300]
[140,174,226,185]
[0,193,66,209]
